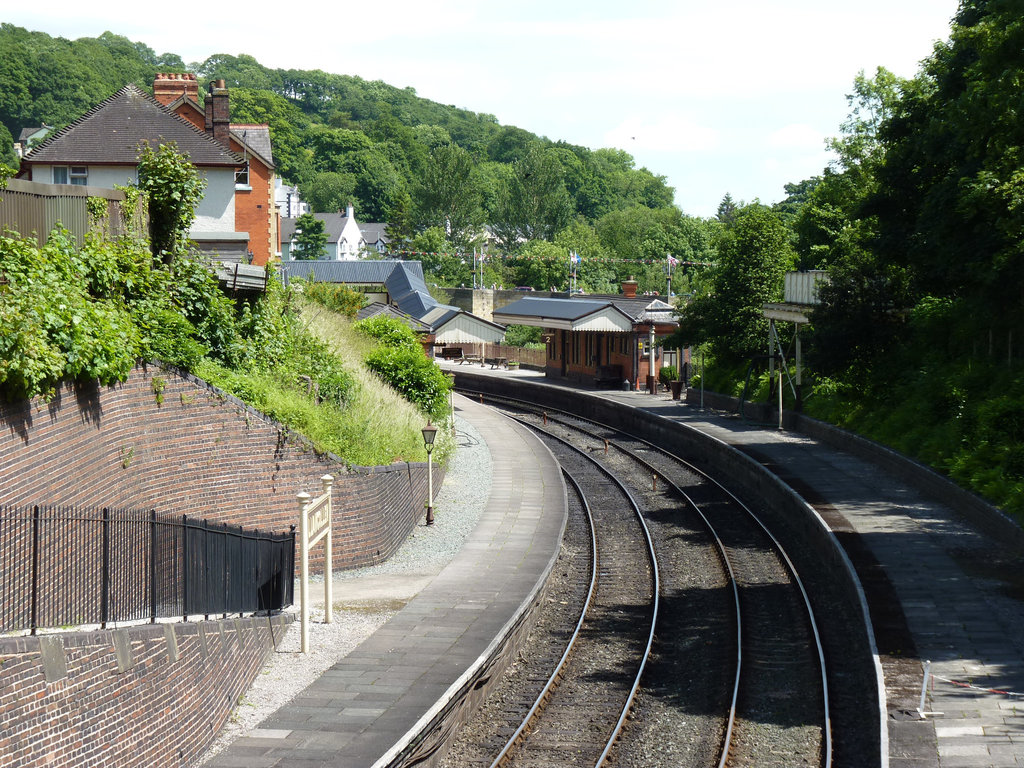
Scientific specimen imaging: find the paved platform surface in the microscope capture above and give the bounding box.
[205,395,566,768]
[602,390,1024,768]
[446,363,1024,767]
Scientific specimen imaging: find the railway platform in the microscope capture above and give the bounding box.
[204,395,566,768]
[446,362,1024,768]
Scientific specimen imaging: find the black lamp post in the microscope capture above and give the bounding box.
[422,421,438,525]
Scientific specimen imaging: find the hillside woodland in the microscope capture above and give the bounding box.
[3,1,1024,518]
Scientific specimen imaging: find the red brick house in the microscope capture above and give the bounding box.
[152,74,278,266]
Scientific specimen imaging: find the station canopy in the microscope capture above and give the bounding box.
[494,296,637,332]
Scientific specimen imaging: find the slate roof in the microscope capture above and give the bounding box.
[280,259,423,286]
[230,124,273,167]
[275,259,498,334]
[356,301,432,333]
[22,84,242,167]
[359,222,389,245]
[280,213,353,244]
[577,294,677,324]
[496,296,628,321]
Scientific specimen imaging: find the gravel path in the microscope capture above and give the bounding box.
[198,412,492,764]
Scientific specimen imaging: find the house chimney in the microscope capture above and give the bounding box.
[621,277,639,298]
[346,202,355,220]
[152,73,199,106]
[204,79,230,148]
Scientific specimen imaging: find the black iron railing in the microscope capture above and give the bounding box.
[0,504,295,634]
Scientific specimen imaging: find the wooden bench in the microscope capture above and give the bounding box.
[489,357,508,369]
[461,355,484,366]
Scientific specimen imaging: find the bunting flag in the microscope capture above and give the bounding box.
[391,249,714,267]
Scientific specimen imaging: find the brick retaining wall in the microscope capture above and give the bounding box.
[0,364,443,573]
[0,615,291,768]
[0,364,443,767]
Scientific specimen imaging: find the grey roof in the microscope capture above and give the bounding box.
[281,213,352,245]
[360,222,389,245]
[281,213,387,247]
[18,126,49,142]
[356,302,432,332]
[280,259,423,285]
[576,294,675,322]
[22,84,243,167]
[230,124,274,168]
[496,296,623,321]
[277,259,484,333]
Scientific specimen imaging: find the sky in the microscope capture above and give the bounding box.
[7,1,961,218]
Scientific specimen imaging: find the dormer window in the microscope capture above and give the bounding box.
[235,161,250,188]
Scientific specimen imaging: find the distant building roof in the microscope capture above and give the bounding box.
[281,259,423,286]
[21,84,242,168]
[279,259,504,340]
[360,222,389,245]
[495,294,677,332]
[356,301,432,333]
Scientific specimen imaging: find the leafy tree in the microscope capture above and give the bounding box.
[491,146,573,252]
[413,143,483,247]
[292,212,327,260]
[410,226,471,286]
[871,1,1024,334]
[302,171,356,213]
[510,240,569,291]
[135,142,206,263]
[671,204,793,365]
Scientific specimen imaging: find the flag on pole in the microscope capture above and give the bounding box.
[667,254,679,267]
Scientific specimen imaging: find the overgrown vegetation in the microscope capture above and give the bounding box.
[351,315,453,422]
[0,145,449,466]
[671,2,1024,518]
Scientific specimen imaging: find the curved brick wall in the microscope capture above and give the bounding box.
[0,365,444,767]
[0,364,441,572]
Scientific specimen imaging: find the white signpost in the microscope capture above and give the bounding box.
[297,474,334,654]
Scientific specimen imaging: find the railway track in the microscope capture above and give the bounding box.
[488,421,659,767]
[452,390,834,768]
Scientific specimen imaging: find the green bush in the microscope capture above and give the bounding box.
[353,315,421,351]
[301,279,366,318]
[659,365,677,386]
[364,345,451,421]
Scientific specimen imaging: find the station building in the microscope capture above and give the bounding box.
[493,280,679,390]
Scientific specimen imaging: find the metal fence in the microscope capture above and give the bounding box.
[0,504,295,634]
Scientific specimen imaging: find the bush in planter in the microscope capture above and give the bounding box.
[659,365,678,387]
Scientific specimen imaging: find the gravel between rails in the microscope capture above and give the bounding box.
[197,411,492,764]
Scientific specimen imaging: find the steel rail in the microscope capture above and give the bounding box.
[496,415,660,768]
[465,388,833,768]
[487,470,598,768]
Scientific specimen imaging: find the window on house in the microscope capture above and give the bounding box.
[69,166,88,185]
[235,162,250,187]
[52,167,68,184]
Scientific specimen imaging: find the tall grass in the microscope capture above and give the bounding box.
[297,300,453,466]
